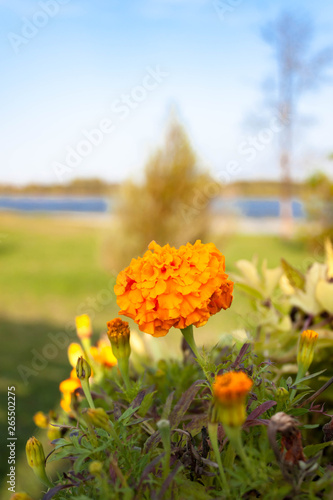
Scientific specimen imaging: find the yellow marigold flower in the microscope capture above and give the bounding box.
[211,371,253,427]
[59,369,81,413]
[106,318,131,359]
[68,342,85,368]
[90,338,117,368]
[114,240,234,337]
[297,329,318,375]
[83,407,111,432]
[9,493,34,500]
[33,411,49,429]
[89,460,103,476]
[75,314,92,339]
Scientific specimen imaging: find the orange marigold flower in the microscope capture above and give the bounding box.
[33,411,49,429]
[212,371,253,427]
[213,371,253,404]
[59,369,81,413]
[114,240,234,337]
[90,338,117,368]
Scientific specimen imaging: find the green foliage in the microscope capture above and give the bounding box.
[26,338,333,500]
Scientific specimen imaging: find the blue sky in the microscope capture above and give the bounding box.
[1,0,333,186]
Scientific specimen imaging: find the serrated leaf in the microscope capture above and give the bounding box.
[162,391,175,420]
[304,441,333,458]
[169,380,203,428]
[118,405,140,422]
[135,391,156,418]
[295,369,326,384]
[281,259,305,291]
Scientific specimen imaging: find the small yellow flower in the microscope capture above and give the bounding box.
[90,338,117,368]
[89,460,103,476]
[297,329,318,375]
[68,342,85,368]
[33,411,49,429]
[211,371,253,427]
[59,369,81,413]
[275,387,289,403]
[75,314,92,339]
[9,493,33,500]
[106,318,131,360]
[83,407,111,432]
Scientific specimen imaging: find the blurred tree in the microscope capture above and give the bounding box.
[262,11,333,237]
[105,117,216,271]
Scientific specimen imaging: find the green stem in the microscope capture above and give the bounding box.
[118,358,131,390]
[35,466,54,489]
[290,368,305,401]
[224,425,253,478]
[81,379,95,409]
[208,422,230,496]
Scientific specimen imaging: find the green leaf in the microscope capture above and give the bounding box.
[304,441,333,458]
[161,390,175,420]
[295,369,327,384]
[288,408,309,416]
[301,424,320,429]
[281,258,305,291]
[118,405,140,422]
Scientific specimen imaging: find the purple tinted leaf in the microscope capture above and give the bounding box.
[246,401,277,421]
[231,343,251,368]
[155,462,182,500]
[185,414,209,436]
[130,389,147,409]
[144,431,161,453]
[42,484,74,500]
[134,453,164,499]
[169,380,204,428]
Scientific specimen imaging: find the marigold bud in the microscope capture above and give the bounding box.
[83,407,111,432]
[106,318,131,360]
[33,411,49,429]
[75,314,92,339]
[297,330,318,376]
[89,460,103,476]
[211,371,253,427]
[26,437,53,488]
[26,436,45,469]
[275,387,289,402]
[76,356,92,381]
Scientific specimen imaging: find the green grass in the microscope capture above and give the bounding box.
[0,214,313,497]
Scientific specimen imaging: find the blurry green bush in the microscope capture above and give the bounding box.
[105,117,217,271]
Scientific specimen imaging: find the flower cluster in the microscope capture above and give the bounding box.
[114,240,234,336]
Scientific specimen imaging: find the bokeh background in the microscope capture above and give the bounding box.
[0,0,333,497]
